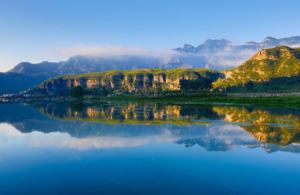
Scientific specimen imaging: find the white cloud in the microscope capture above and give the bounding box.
[203,48,257,67]
[44,45,179,63]
[40,44,263,71]
[288,44,300,48]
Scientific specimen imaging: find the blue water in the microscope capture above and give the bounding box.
[0,103,300,195]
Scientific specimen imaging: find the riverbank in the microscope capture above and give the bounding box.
[2,93,300,108]
[99,95,300,108]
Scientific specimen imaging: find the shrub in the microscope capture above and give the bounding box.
[70,86,84,98]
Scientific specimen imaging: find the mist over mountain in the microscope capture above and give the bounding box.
[175,36,300,69]
[10,36,300,76]
[2,36,300,94]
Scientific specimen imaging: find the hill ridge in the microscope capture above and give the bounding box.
[213,46,300,92]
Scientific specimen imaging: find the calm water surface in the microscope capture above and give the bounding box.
[0,102,300,195]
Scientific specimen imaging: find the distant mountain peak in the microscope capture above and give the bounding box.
[245,41,260,46]
[202,39,232,45]
[261,36,279,46]
[183,43,195,48]
[263,36,277,41]
[175,39,233,53]
[175,44,196,52]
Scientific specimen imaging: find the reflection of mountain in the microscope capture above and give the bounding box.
[177,124,257,151]
[213,107,300,145]
[0,103,300,152]
[37,102,219,125]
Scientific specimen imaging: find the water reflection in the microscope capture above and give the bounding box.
[38,102,218,125]
[0,102,300,152]
[213,107,300,145]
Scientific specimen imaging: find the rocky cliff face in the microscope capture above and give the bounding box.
[33,68,222,96]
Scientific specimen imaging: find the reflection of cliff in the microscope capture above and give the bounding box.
[213,107,300,145]
[0,103,257,151]
[37,103,219,125]
[1,103,300,152]
[32,103,300,146]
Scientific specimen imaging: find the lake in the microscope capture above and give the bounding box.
[0,102,300,195]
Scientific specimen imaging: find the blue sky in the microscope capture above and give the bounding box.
[0,0,300,71]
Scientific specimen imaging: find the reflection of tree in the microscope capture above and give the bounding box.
[38,103,216,125]
[2,103,300,152]
[70,86,84,98]
[36,102,300,145]
[213,106,300,145]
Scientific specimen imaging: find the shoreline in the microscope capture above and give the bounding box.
[2,93,300,108]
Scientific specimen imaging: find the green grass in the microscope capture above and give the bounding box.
[44,68,220,81]
[56,116,208,126]
[75,94,300,108]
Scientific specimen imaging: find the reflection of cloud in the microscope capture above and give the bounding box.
[0,122,256,151]
[0,123,24,137]
[32,134,177,149]
[1,122,300,153]
[29,129,179,150]
[0,124,179,150]
[207,124,256,146]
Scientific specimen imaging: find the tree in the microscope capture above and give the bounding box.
[101,87,109,96]
[245,81,254,90]
[70,86,84,98]
[180,79,212,91]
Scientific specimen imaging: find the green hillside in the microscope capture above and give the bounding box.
[47,68,221,81]
[213,46,300,92]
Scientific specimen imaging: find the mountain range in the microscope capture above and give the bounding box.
[175,36,300,53]
[28,45,300,96]
[2,36,300,94]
